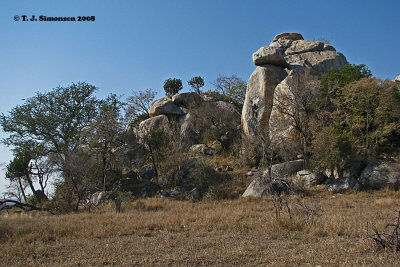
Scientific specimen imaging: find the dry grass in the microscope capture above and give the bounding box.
[1,190,400,266]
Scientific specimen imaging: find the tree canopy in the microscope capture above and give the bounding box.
[164,78,183,97]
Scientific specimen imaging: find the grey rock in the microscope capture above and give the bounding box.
[272,32,304,42]
[203,147,215,156]
[284,50,347,73]
[271,159,305,179]
[215,167,223,172]
[172,92,203,109]
[269,68,320,155]
[325,177,359,192]
[285,40,324,55]
[323,44,336,51]
[190,144,207,152]
[294,170,327,187]
[359,158,400,189]
[242,65,288,136]
[186,188,201,200]
[395,75,400,82]
[138,115,169,138]
[149,97,185,117]
[269,39,293,49]
[90,191,108,206]
[137,165,156,181]
[252,46,288,67]
[243,174,293,198]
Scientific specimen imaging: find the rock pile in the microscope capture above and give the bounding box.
[137,92,241,147]
[242,33,347,154]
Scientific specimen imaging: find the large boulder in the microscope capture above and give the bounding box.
[172,92,203,109]
[358,158,400,189]
[242,65,288,136]
[325,177,360,192]
[253,46,288,67]
[90,191,108,206]
[149,97,185,117]
[269,68,320,153]
[138,115,170,137]
[284,50,347,73]
[272,32,304,42]
[243,174,292,198]
[285,40,324,55]
[271,159,305,179]
[294,170,327,187]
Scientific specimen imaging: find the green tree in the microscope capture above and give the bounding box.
[164,78,183,97]
[1,82,99,210]
[188,76,204,94]
[5,145,49,203]
[213,75,246,106]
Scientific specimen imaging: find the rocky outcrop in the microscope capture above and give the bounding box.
[242,32,347,146]
[131,92,241,148]
[395,75,400,82]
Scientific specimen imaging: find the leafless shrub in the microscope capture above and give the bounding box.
[367,210,400,252]
[295,200,323,224]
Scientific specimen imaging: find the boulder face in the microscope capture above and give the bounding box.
[242,32,348,153]
[242,65,288,136]
[149,97,185,117]
[358,158,400,189]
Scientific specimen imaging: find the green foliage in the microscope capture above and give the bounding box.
[26,194,38,206]
[188,160,223,194]
[213,75,246,107]
[188,76,204,94]
[311,126,353,177]
[311,77,400,173]
[163,78,183,97]
[1,82,98,157]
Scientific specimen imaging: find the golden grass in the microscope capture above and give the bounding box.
[1,190,400,266]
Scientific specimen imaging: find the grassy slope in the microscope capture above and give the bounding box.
[1,190,400,266]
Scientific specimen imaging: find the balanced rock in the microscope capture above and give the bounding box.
[242,32,347,152]
[149,97,185,117]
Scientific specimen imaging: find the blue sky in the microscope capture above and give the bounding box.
[0,0,399,195]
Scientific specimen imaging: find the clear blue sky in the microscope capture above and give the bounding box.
[0,0,399,195]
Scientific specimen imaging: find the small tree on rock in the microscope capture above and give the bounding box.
[164,78,183,97]
[188,76,204,94]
